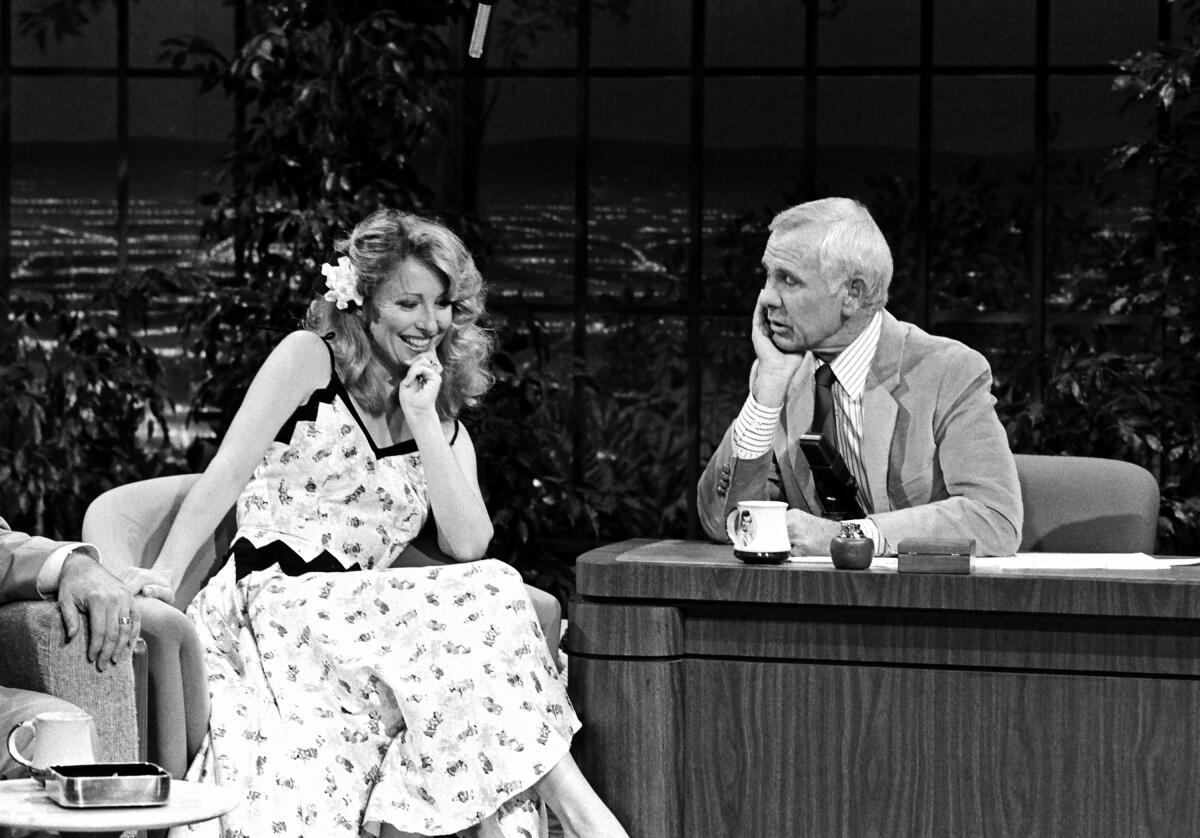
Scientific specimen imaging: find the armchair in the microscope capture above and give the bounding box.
[81,473,563,779]
[81,473,232,779]
[1014,454,1159,553]
[0,600,142,765]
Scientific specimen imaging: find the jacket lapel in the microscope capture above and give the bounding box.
[861,311,904,513]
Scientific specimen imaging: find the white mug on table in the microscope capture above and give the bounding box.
[726,500,791,562]
[7,710,97,770]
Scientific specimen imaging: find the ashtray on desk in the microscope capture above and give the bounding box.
[41,762,170,808]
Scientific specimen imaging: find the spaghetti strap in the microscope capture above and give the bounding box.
[318,333,337,379]
[449,419,460,445]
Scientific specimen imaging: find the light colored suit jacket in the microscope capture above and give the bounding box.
[0,516,64,604]
[698,310,1022,556]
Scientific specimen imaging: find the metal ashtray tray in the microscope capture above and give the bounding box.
[40,762,170,808]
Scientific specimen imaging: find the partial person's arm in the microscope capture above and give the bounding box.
[2,518,59,602]
[132,331,330,602]
[1,519,137,670]
[399,354,493,560]
[697,412,782,542]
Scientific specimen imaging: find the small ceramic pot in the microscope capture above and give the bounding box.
[830,532,874,570]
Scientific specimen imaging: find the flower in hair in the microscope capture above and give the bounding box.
[321,257,363,310]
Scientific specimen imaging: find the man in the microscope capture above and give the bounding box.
[1,515,140,779]
[698,197,1022,557]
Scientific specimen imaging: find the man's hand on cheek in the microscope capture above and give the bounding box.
[751,295,803,405]
[785,509,842,556]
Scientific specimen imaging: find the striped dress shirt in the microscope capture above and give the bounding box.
[823,309,883,515]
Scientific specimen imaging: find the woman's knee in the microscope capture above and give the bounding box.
[524,584,562,660]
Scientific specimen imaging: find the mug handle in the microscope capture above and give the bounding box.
[7,721,35,769]
[726,508,745,545]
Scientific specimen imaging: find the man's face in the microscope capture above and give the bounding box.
[759,225,848,354]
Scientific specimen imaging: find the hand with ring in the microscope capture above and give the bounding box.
[57,551,141,671]
[397,351,444,417]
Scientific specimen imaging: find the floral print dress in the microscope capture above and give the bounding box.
[174,356,579,838]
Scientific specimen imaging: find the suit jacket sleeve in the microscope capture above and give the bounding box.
[869,348,1022,557]
[697,427,782,542]
[0,516,65,604]
[698,362,787,542]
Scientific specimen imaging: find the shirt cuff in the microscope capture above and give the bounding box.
[847,518,887,556]
[35,543,100,598]
[732,393,782,459]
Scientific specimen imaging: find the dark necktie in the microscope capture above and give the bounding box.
[810,363,837,443]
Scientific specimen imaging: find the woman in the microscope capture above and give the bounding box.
[128,210,628,838]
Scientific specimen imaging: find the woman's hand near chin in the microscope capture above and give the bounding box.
[397,352,443,418]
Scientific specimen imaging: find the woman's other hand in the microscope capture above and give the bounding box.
[122,566,177,604]
[397,352,443,417]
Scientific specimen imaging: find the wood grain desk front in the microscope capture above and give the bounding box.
[565,539,1200,838]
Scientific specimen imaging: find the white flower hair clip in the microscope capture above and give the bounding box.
[321,256,363,310]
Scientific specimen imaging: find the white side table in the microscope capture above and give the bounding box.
[0,778,239,833]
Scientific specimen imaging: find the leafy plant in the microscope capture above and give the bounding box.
[0,287,176,539]
[1077,0,1200,551]
[470,313,693,597]
[154,1,474,437]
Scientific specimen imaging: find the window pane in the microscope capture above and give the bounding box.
[932,320,1035,401]
[474,310,578,543]
[587,314,689,538]
[817,77,919,319]
[820,0,919,67]
[1046,76,1151,313]
[131,1,235,68]
[128,79,229,272]
[934,0,1035,66]
[706,0,805,67]
[704,77,805,313]
[11,78,118,292]
[489,311,575,394]
[701,316,755,456]
[930,77,1035,313]
[12,4,118,67]
[591,0,691,68]
[479,78,577,306]
[1051,0,1159,65]
[589,79,689,305]
[816,76,919,197]
[483,0,578,68]
[129,78,232,446]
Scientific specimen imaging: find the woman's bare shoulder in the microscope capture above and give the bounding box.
[260,330,333,391]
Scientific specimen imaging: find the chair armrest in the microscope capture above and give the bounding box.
[137,597,211,778]
[0,600,139,763]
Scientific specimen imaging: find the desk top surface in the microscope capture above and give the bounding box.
[0,778,239,832]
[577,539,1200,619]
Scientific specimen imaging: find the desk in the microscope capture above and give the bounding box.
[0,778,239,833]
[565,539,1200,838]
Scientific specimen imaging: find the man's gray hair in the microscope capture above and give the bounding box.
[768,197,893,311]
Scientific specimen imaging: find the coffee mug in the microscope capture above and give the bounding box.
[7,710,97,771]
[726,500,791,564]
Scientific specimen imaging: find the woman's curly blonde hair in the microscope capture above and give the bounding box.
[305,209,494,419]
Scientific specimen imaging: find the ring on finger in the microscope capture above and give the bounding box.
[118,615,134,625]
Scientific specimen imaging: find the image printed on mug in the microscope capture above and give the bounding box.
[738,511,757,546]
